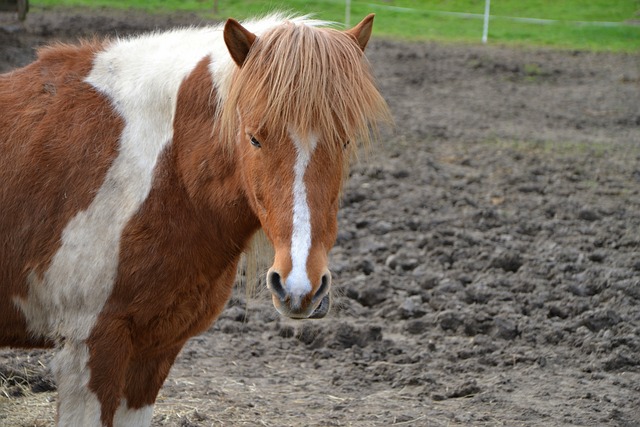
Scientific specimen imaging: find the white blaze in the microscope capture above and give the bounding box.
[286,130,318,301]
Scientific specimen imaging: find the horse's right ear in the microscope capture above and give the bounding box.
[224,18,257,67]
[346,14,375,52]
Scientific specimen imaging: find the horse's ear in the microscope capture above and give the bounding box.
[224,18,257,67]
[346,14,375,52]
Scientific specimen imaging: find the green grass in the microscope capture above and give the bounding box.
[31,0,640,51]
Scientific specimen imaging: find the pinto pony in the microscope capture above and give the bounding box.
[0,13,390,427]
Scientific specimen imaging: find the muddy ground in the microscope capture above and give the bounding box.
[1,8,639,427]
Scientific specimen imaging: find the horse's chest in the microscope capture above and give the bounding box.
[102,203,243,349]
[115,258,239,352]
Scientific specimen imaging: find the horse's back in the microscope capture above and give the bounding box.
[0,41,124,347]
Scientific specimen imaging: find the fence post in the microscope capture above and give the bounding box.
[482,0,491,43]
[345,0,351,27]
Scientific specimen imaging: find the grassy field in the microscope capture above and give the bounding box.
[31,0,640,51]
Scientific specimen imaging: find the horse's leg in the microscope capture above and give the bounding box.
[52,333,132,427]
[113,345,184,427]
[53,319,136,427]
[52,340,103,426]
[54,321,176,426]
[113,265,240,425]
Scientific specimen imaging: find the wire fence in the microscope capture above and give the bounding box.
[344,0,636,42]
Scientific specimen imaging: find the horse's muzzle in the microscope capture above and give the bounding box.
[267,270,331,319]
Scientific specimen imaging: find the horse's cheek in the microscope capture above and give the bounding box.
[326,208,339,249]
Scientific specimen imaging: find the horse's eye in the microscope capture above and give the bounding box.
[250,135,261,148]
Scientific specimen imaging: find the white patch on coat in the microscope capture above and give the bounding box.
[113,399,154,427]
[285,130,319,303]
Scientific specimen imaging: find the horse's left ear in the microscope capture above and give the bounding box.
[224,18,257,67]
[346,14,375,52]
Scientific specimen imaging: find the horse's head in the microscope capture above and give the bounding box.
[235,125,342,320]
[222,15,390,319]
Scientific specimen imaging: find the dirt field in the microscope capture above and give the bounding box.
[1,8,639,427]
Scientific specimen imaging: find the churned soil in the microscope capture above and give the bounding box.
[1,8,639,427]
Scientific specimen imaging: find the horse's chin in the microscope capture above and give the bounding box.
[308,294,331,319]
[273,294,331,319]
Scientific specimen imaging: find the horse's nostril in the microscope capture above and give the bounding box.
[312,272,331,303]
[268,271,287,301]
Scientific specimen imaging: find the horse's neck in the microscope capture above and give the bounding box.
[171,56,259,250]
[172,130,259,257]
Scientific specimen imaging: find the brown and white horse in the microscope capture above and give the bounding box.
[0,13,390,426]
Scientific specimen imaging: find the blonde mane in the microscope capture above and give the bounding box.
[219,18,392,154]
